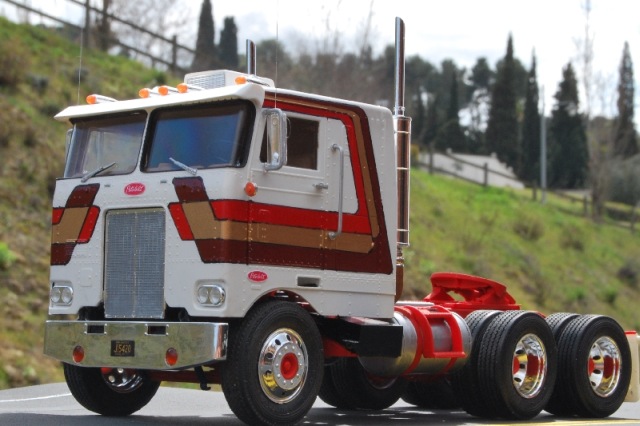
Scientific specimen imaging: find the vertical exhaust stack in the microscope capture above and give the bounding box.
[246,39,256,75]
[394,17,412,301]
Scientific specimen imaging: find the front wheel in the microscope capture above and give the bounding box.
[221,300,323,426]
[63,364,160,416]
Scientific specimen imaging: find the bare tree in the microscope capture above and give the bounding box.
[87,0,193,69]
[574,0,614,219]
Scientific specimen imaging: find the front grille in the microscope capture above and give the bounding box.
[104,209,165,319]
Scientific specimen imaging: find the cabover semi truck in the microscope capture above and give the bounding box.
[44,18,640,426]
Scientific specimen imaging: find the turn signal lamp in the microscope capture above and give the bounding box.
[165,348,178,367]
[72,345,85,363]
[244,182,258,197]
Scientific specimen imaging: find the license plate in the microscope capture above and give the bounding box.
[111,340,135,357]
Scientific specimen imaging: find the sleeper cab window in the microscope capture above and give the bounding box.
[261,116,319,170]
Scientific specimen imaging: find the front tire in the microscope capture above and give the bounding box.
[221,300,323,426]
[63,364,160,416]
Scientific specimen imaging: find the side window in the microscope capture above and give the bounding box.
[261,116,319,170]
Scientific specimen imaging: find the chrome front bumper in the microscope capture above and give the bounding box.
[44,320,227,370]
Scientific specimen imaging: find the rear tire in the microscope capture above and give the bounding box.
[476,310,557,420]
[548,315,631,418]
[544,312,580,416]
[451,310,502,417]
[317,363,349,408]
[221,300,323,426]
[64,364,160,416]
[402,377,458,409]
[327,357,407,410]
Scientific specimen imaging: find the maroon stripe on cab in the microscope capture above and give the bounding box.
[50,243,76,266]
[65,184,100,208]
[173,177,209,202]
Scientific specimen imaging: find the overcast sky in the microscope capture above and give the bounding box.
[3,0,639,122]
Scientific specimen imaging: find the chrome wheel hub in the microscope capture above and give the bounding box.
[588,336,622,397]
[258,328,308,403]
[512,333,547,398]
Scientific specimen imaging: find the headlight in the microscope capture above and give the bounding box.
[50,284,73,306]
[196,284,225,307]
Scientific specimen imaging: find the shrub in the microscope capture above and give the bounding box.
[617,259,639,288]
[0,242,16,270]
[0,36,30,87]
[560,225,586,251]
[513,213,545,242]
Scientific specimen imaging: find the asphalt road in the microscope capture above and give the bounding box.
[1,383,640,426]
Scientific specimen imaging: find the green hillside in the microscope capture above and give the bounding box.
[0,17,638,390]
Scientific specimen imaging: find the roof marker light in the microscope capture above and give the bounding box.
[158,85,179,96]
[235,76,247,85]
[177,83,204,93]
[86,94,117,104]
[139,88,151,98]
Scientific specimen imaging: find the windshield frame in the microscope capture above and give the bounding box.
[63,111,147,179]
[141,100,256,174]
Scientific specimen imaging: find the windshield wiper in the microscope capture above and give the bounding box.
[81,162,117,182]
[169,157,197,176]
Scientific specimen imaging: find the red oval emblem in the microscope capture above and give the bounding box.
[248,271,268,283]
[124,183,146,196]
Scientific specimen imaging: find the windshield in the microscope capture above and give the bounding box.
[143,101,254,173]
[64,112,147,179]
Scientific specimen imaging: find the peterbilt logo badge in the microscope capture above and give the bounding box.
[248,271,268,282]
[124,183,146,196]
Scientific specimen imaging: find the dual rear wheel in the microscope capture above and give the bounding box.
[450,310,631,420]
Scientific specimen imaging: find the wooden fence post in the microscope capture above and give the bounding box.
[583,196,589,217]
[171,35,178,74]
[428,144,434,174]
[483,163,488,187]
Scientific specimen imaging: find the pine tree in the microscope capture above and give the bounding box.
[219,17,238,70]
[486,35,519,171]
[412,87,426,145]
[614,42,637,158]
[435,72,466,152]
[548,63,589,189]
[422,95,439,148]
[191,0,217,72]
[520,54,541,185]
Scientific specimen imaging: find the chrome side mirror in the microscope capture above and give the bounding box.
[263,108,287,171]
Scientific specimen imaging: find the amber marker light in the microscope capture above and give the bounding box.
[139,88,151,98]
[244,182,258,197]
[158,86,169,96]
[72,345,85,363]
[86,94,97,104]
[235,76,247,85]
[177,83,188,93]
[165,348,178,367]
